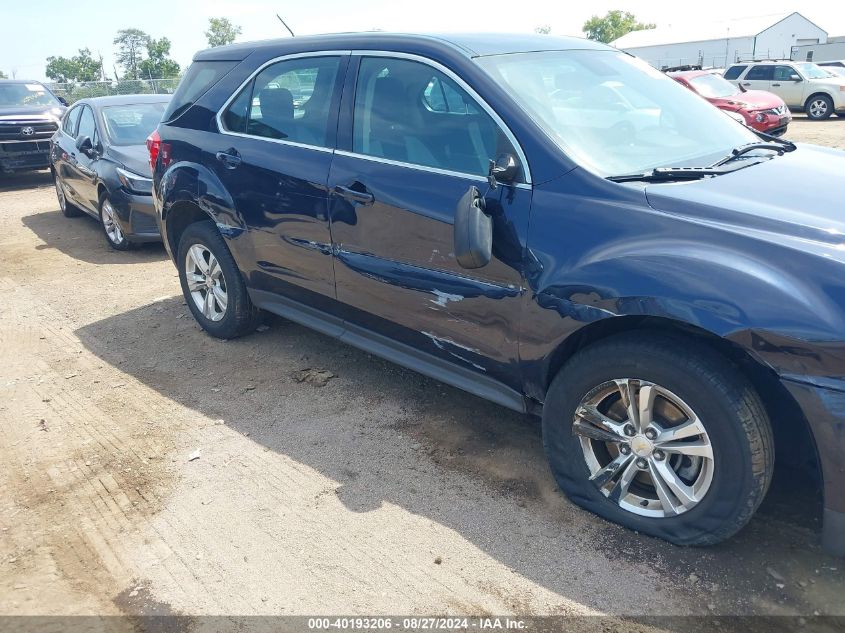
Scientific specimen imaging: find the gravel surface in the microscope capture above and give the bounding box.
[1,115,844,622]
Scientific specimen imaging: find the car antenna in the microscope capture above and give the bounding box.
[276,14,295,37]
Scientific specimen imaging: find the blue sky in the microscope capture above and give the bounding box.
[3,1,845,81]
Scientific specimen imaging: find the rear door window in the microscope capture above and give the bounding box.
[745,65,774,81]
[723,65,747,80]
[221,56,342,148]
[163,60,238,122]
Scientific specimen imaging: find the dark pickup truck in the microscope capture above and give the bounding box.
[0,79,66,173]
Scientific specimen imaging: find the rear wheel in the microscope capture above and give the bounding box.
[54,172,81,217]
[805,94,834,120]
[542,332,773,546]
[177,221,262,339]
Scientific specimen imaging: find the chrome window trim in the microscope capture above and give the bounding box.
[215,50,352,153]
[215,49,533,184]
[349,50,532,185]
[335,149,531,190]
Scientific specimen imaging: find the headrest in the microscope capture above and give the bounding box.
[371,77,405,121]
[259,88,294,121]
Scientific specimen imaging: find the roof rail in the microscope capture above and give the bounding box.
[737,58,795,63]
[661,64,703,72]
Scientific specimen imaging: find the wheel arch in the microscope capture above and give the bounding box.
[804,91,834,111]
[164,199,216,258]
[542,315,823,517]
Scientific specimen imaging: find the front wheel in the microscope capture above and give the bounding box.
[177,221,262,339]
[806,94,834,120]
[99,193,132,251]
[542,332,773,546]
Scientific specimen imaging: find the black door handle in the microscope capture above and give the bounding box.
[215,149,241,169]
[333,184,374,204]
[772,83,781,86]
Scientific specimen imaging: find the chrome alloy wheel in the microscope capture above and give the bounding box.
[574,379,715,518]
[809,98,829,118]
[101,199,125,245]
[185,244,227,322]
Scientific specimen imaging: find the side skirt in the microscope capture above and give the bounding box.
[249,288,527,414]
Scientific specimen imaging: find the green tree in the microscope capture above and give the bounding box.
[0,70,6,79]
[45,48,103,83]
[114,28,151,79]
[205,17,241,47]
[582,10,655,44]
[139,37,180,79]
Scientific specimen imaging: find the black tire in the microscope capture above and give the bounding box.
[177,221,262,339]
[542,331,773,546]
[54,171,82,218]
[98,192,133,251]
[805,94,834,120]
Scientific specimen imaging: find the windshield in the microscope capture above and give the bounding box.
[102,102,167,146]
[0,83,60,107]
[688,73,738,99]
[475,50,759,178]
[797,63,834,79]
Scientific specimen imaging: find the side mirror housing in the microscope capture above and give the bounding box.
[790,74,803,82]
[487,153,520,189]
[57,96,68,106]
[454,186,492,269]
[75,135,94,156]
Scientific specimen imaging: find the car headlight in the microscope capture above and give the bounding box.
[116,167,153,195]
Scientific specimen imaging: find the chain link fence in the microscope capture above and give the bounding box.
[46,78,181,104]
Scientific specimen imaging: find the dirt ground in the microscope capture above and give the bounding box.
[1,115,844,626]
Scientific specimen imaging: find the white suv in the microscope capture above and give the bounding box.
[724,60,845,120]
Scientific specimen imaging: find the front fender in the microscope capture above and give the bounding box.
[521,171,845,400]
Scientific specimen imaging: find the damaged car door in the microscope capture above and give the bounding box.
[327,55,532,400]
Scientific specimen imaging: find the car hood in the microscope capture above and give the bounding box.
[0,104,64,119]
[644,144,845,257]
[715,89,785,110]
[106,144,151,176]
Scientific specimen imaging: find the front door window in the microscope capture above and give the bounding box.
[352,56,521,179]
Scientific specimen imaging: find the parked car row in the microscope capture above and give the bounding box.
[21,32,845,557]
[667,69,791,135]
[723,60,845,120]
[50,94,169,249]
[0,79,67,173]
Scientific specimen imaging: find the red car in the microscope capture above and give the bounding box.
[668,70,791,136]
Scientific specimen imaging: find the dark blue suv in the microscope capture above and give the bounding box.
[151,33,845,555]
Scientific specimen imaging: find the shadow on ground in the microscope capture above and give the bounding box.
[22,209,167,265]
[0,169,53,193]
[73,295,845,618]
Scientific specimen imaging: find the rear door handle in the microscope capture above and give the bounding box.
[333,184,374,204]
[772,83,781,86]
[741,82,751,86]
[215,149,241,169]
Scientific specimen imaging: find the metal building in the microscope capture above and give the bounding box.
[611,12,827,69]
